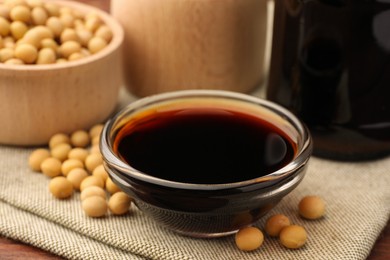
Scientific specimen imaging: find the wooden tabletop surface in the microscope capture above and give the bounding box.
[0,0,389,259]
[1,221,389,259]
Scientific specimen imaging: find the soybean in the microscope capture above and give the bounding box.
[66,168,88,190]
[10,21,28,40]
[28,148,50,172]
[108,192,132,215]
[76,28,92,47]
[41,157,62,178]
[82,195,107,217]
[61,158,84,176]
[60,28,79,43]
[70,130,90,148]
[4,57,23,64]
[92,164,108,182]
[31,6,48,25]
[46,16,63,37]
[80,175,104,191]
[299,195,326,220]
[51,143,72,162]
[0,47,13,62]
[68,52,84,61]
[10,5,31,23]
[14,43,38,63]
[0,5,10,19]
[106,177,120,194]
[49,176,73,199]
[265,214,291,237]
[40,38,58,51]
[88,36,106,54]
[0,17,10,36]
[49,133,70,149]
[36,47,56,64]
[59,40,81,58]
[68,147,89,163]
[279,225,307,249]
[89,124,103,139]
[85,153,102,172]
[85,16,101,32]
[235,227,264,251]
[80,186,106,201]
[95,25,112,43]
[91,135,100,146]
[44,2,59,17]
[59,12,74,28]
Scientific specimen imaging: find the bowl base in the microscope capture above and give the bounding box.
[172,228,238,238]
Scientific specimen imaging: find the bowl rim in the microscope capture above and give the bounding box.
[101,89,313,191]
[0,0,124,71]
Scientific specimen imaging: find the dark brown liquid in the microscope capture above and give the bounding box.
[114,107,296,184]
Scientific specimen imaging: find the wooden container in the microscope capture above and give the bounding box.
[111,0,268,97]
[0,0,124,146]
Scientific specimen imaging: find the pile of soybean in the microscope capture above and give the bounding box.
[28,124,132,218]
[0,0,112,65]
[235,195,326,251]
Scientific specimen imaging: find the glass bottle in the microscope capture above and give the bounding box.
[267,0,390,160]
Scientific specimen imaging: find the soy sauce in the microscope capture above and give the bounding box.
[114,107,296,184]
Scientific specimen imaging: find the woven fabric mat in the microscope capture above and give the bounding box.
[0,90,389,260]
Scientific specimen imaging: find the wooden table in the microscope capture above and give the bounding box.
[0,0,389,259]
[0,219,389,259]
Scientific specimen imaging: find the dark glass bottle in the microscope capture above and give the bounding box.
[267,0,390,160]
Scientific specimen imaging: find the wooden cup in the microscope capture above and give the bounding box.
[111,0,268,97]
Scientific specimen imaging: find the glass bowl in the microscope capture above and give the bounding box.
[101,90,312,238]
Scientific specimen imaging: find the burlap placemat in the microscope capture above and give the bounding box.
[0,89,389,260]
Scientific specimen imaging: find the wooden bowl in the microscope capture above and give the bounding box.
[0,0,124,146]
